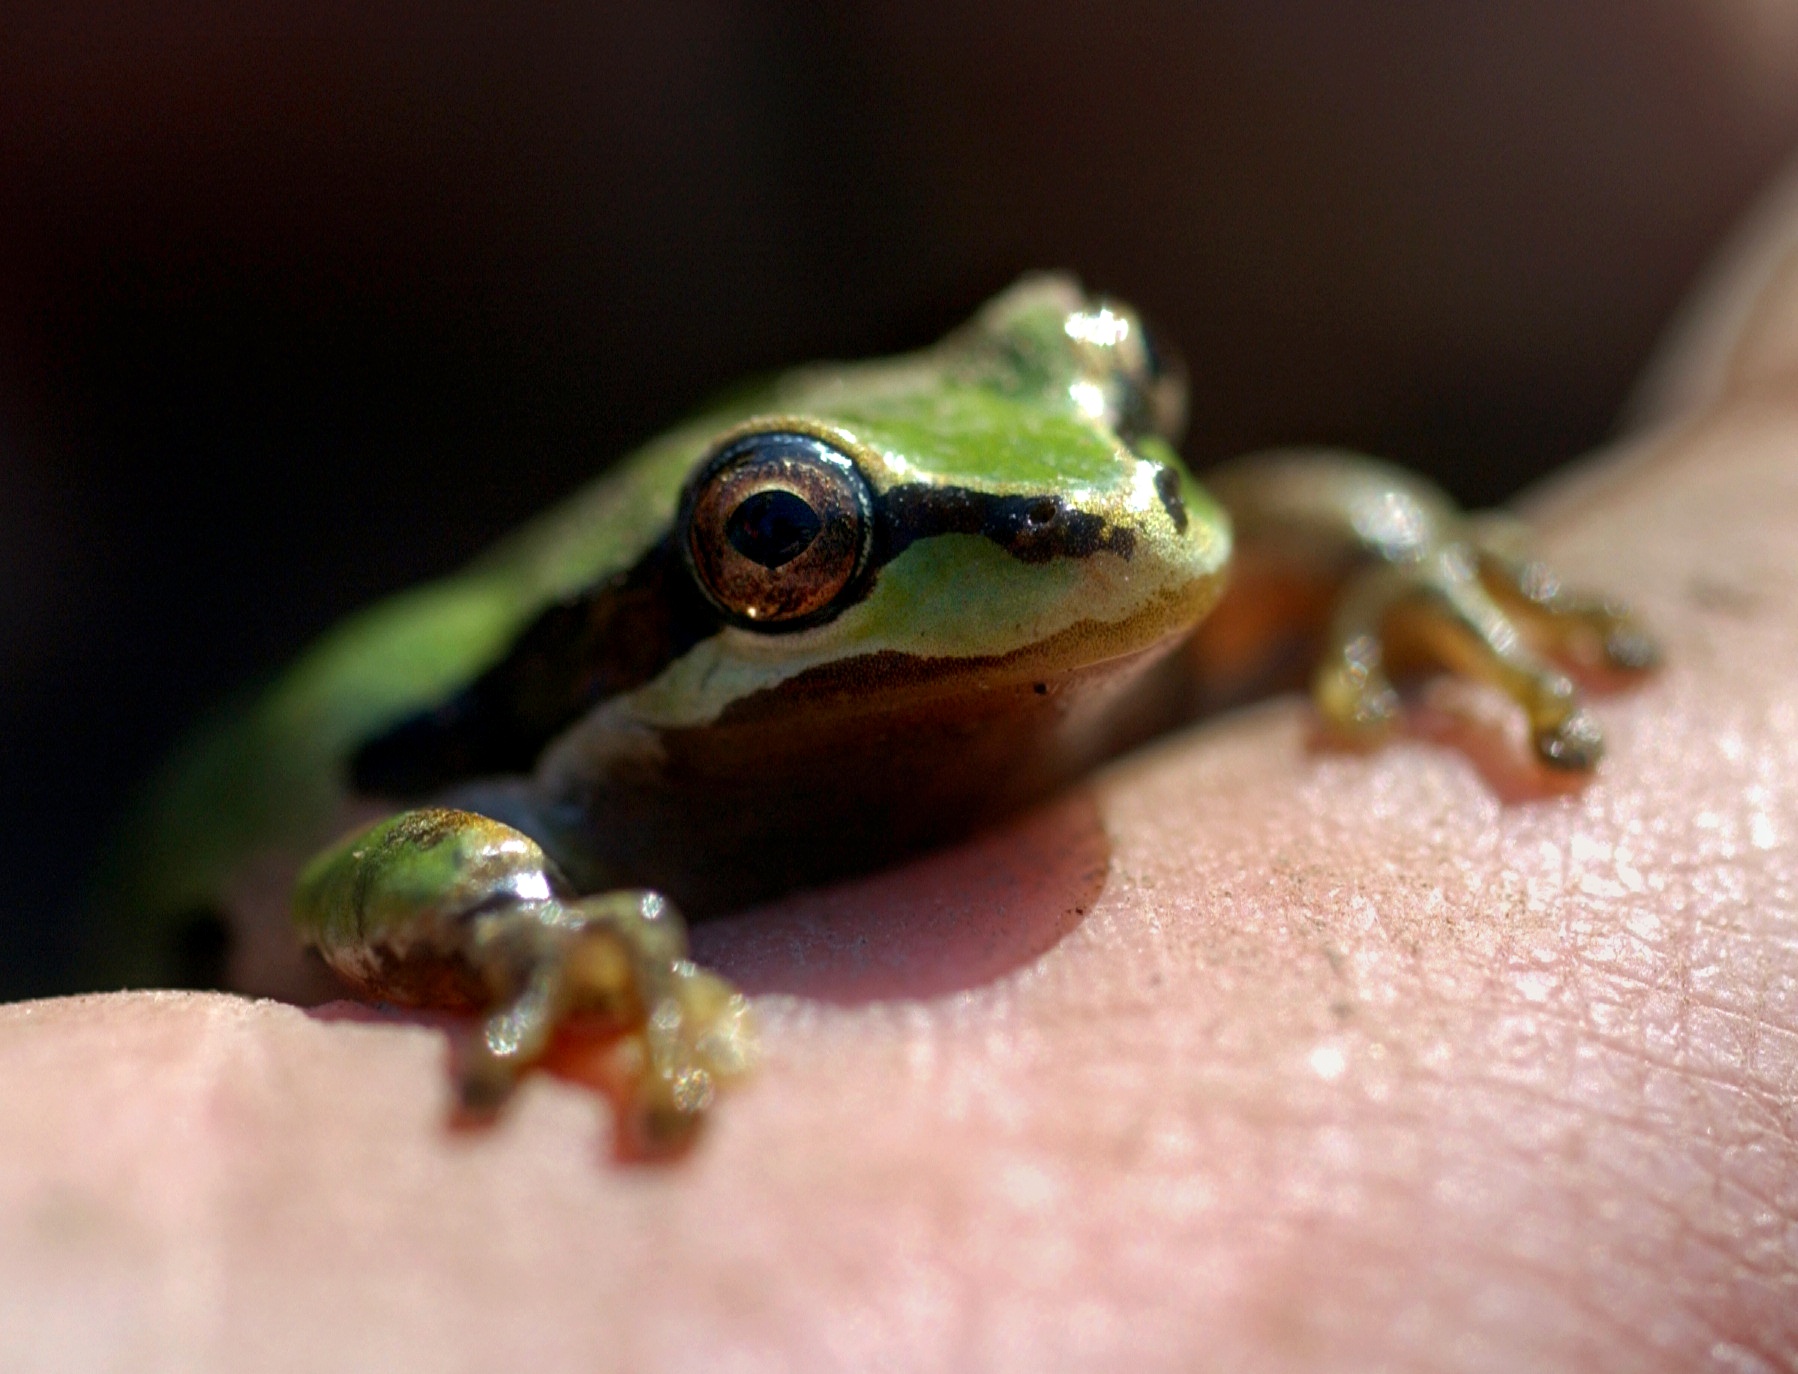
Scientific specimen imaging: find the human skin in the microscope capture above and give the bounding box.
[6,164,1798,1374]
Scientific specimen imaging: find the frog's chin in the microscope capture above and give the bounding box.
[538,606,1202,917]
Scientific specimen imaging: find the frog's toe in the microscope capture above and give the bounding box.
[1599,619,1661,673]
[1312,634,1402,744]
[1535,705,1606,771]
[463,890,756,1155]
[1309,563,1427,747]
[597,937,756,1158]
[1398,554,1607,771]
[456,962,564,1120]
[1468,514,1661,674]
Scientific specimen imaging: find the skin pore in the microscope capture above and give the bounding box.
[7,163,1798,1374]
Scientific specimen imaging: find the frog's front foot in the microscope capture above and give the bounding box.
[1313,526,1658,770]
[296,809,755,1157]
[454,887,755,1155]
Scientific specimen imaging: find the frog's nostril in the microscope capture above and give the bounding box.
[1025,498,1058,528]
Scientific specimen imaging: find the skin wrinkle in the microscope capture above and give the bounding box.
[1551,953,1798,1092]
[1336,1073,1766,1358]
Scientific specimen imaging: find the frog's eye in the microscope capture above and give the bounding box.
[1135,320,1188,445]
[1102,303,1188,446]
[1062,298,1188,446]
[1134,314,1171,387]
[681,429,874,629]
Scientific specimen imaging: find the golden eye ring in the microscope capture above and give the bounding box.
[680,428,875,630]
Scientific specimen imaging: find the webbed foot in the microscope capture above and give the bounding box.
[456,887,755,1155]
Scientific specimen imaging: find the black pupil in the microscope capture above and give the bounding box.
[725,489,823,568]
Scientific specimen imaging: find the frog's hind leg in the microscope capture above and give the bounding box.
[295,808,754,1156]
[1467,513,1661,674]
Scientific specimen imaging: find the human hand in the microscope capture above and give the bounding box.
[6,147,1798,1373]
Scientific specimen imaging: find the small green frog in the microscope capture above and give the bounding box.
[93,276,1655,1152]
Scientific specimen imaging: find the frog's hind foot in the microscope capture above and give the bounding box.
[296,809,755,1158]
[1314,546,1609,771]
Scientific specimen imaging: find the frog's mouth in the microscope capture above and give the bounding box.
[563,616,1197,920]
[712,571,1217,730]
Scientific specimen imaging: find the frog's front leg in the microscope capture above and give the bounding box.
[1465,511,1661,675]
[1311,545,1611,767]
[294,808,754,1155]
[1207,448,1659,770]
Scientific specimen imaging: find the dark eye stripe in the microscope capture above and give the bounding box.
[873,485,1136,565]
[351,463,1140,796]
[350,536,719,796]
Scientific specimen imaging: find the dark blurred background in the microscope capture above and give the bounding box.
[4,2,1797,998]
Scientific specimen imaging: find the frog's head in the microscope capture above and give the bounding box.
[635,273,1231,728]
[343,276,1232,895]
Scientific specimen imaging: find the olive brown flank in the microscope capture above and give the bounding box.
[350,481,1141,797]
